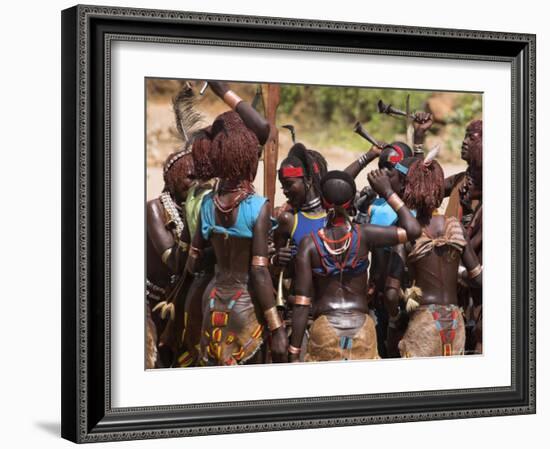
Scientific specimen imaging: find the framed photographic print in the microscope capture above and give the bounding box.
[61,4,536,443]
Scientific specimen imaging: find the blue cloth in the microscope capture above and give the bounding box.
[369,198,417,227]
[290,211,327,255]
[369,198,398,226]
[311,225,369,277]
[201,193,275,239]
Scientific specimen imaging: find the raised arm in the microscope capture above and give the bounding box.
[251,202,288,362]
[208,81,270,145]
[412,111,433,148]
[363,169,422,246]
[344,145,382,179]
[289,236,315,362]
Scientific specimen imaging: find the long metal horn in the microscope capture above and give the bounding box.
[275,240,290,310]
[353,121,382,148]
[377,99,414,119]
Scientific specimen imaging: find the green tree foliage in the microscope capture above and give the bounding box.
[279,85,481,161]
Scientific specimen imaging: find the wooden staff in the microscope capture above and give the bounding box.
[262,84,281,213]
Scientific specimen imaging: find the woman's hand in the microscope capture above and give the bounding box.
[367,169,394,199]
[413,111,433,136]
[270,326,289,363]
[275,246,294,267]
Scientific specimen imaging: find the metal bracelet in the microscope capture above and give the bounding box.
[264,306,283,331]
[251,255,269,267]
[288,345,301,355]
[396,227,408,244]
[387,192,405,212]
[468,264,483,279]
[223,90,243,110]
[294,295,312,306]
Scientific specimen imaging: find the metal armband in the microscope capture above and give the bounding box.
[468,264,483,279]
[387,192,405,212]
[251,256,269,267]
[294,295,312,306]
[396,227,408,244]
[223,90,243,110]
[288,345,301,355]
[264,306,283,332]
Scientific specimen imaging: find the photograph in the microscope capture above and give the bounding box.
[145,78,483,369]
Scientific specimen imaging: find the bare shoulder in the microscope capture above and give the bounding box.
[277,210,295,235]
[147,197,165,222]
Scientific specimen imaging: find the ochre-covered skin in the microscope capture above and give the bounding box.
[384,158,482,358]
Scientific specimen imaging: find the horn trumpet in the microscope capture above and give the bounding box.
[377,99,416,120]
[353,121,383,148]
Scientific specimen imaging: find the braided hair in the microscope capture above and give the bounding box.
[191,110,261,182]
[320,170,357,226]
[163,150,194,196]
[403,159,444,218]
[279,143,326,196]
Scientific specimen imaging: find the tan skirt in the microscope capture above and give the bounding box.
[399,304,465,358]
[305,312,379,362]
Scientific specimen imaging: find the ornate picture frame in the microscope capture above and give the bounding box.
[61,4,535,443]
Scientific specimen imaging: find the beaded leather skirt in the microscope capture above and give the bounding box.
[199,282,265,366]
[398,304,465,358]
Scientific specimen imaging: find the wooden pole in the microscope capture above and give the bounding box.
[263,84,281,213]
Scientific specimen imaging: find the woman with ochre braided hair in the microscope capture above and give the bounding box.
[289,169,421,362]
[186,82,288,366]
[384,153,482,358]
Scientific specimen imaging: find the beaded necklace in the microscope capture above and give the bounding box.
[160,191,184,237]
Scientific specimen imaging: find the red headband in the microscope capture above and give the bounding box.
[322,198,352,211]
[389,145,405,164]
[280,166,305,178]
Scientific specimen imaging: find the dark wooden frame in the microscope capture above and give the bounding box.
[61,4,536,443]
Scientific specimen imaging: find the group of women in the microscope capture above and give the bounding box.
[146,81,483,368]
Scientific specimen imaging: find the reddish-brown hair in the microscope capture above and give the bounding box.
[403,159,445,218]
[191,127,216,180]
[163,151,194,195]
[209,111,260,181]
